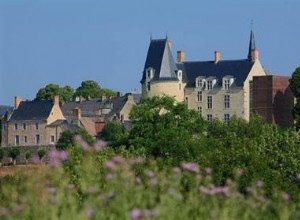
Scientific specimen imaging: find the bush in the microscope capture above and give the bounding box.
[8,147,20,165]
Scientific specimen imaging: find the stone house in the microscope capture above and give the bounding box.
[1,96,69,147]
[141,31,267,122]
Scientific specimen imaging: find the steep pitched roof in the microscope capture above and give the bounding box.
[0,105,13,118]
[10,100,54,121]
[180,59,254,87]
[248,30,256,60]
[141,39,178,83]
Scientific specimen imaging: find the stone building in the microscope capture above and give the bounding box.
[141,31,267,122]
[1,96,69,147]
[252,75,294,127]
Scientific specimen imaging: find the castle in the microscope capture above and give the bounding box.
[141,31,267,122]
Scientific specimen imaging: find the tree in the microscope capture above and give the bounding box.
[129,96,206,160]
[35,84,74,103]
[25,151,31,165]
[37,148,47,164]
[0,148,4,166]
[56,129,95,150]
[8,147,20,165]
[289,67,300,130]
[99,121,128,147]
[73,80,117,99]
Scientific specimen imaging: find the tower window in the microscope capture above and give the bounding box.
[147,82,151,91]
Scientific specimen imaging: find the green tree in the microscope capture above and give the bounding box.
[8,147,20,165]
[35,84,74,103]
[25,151,31,164]
[289,67,300,129]
[56,129,95,150]
[99,121,128,147]
[0,148,4,165]
[37,148,47,164]
[129,96,206,161]
[73,80,117,99]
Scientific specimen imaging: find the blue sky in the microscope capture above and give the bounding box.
[1,0,299,105]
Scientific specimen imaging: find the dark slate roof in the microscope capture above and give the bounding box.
[141,39,178,83]
[178,59,254,87]
[0,105,13,117]
[48,119,80,131]
[10,100,54,121]
[248,30,256,60]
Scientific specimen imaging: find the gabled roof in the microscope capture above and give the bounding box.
[179,59,254,87]
[0,105,13,118]
[141,39,178,83]
[10,100,54,121]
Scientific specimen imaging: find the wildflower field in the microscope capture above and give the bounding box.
[1,138,300,220]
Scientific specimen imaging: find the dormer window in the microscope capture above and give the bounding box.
[177,70,183,81]
[196,77,205,89]
[206,77,217,91]
[223,76,234,90]
[146,68,154,80]
[207,80,213,90]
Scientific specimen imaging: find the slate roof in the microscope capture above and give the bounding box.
[0,105,13,118]
[48,119,80,131]
[141,39,178,83]
[179,59,254,88]
[9,100,54,121]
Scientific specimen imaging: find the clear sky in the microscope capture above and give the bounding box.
[1,0,299,105]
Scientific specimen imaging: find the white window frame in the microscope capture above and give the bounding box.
[207,114,213,123]
[197,91,202,102]
[207,95,213,109]
[224,95,230,109]
[224,114,230,123]
[207,80,213,90]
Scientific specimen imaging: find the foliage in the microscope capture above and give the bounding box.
[8,147,20,165]
[0,148,4,161]
[0,144,299,219]
[25,151,31,164]
[289,67,300,129]
[73,80,117,99]
[99,121,128,147]
[37,148,47,162]
[35,83,74,103]
[129,96,206,161]
[56,129,95,150]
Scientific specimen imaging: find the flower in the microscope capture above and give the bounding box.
[94,140,106,151]
[112,155,125,164]
[130,157,144,165]
[105,160,115,170]
[256,180,263,188]
[86,207,95,219]
[172,167,182,175]
[49,150,68,167]
[146,171,155,178]
[130,208,142,220]
[205,167,213,174]
[181,162,199,173]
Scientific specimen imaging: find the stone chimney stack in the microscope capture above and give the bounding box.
[214,51,221,64]
[177,51,185,63]
[73,108,81,126]
[53,95,60,105]
[14,96,22,109]
[251,49,259,62]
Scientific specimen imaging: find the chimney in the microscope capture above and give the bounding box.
[116,92,122,97]
[251,49,259,62]
[53,95,60,105]
[177,51,185,63]
[72,108,81,126]
[214,51,221,64]
[14,96,22,109]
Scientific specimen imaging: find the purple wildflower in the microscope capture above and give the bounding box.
[172,167,182,175]
[0,207,9,217]
[105,160,115,169]
[106,173,114,180]
[86,207,95,219]
[47,187,57,194]
[31,155,40,164]
[130,209,142,220]
[146,171,155,178]
[256,180,263,188]
[181,162,199,173]
[88,186,96,194]
[135,177,142,185]
[205,167,213,174]
[112,155,125,164]
[281,192,290,201]
[74,135,90,151]
[150,178,158,186]
[94,140,106,151]
[49,150,68,167]
[130,157,144,165]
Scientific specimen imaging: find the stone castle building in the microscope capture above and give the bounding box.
[141,31,267,122]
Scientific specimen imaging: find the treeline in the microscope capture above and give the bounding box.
[35,80,117,102]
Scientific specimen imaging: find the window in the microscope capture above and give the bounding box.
[224,114,230,123]
[23,123,27,130]
[15,135,20,146]
[50,135,55,144]
[207,80,213,90]
[207,95,213,109]
[197,79,203,88]
[197,106,202,114]
[224,79,230,90]
[24,136,28,144]
[207,114,213,123]
[147,82,151,91]
[224,95,230,109]
[197,91,202,102]
[36,134,40,145]
[35,123,39,130]
[14,124,18,130]
[185,97,188,105]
